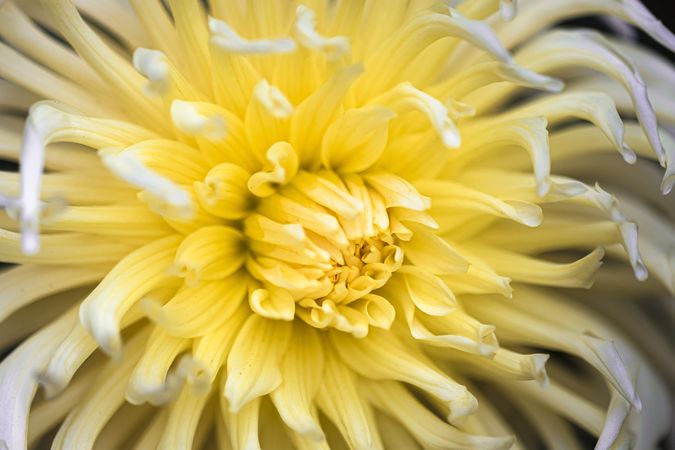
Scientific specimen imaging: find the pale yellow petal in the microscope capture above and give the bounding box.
[225,315,292,412]
[330,328,477,424]
[79,235,181,356]
[172,226,246,285]
[269,324,325,440]
[50,328,150,450]
[315,351,376,450]
[144,273,247,338]
[364,380,514,450]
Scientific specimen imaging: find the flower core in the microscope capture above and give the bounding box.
[247,169,419,336]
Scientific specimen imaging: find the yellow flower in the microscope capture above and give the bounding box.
[0,0,674,449]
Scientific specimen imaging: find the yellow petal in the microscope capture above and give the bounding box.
[157,385,213,450]
[172,226,246,285]
[245,79,293,160]
[40,0,166,130]
[79,235,181,356]
[270,325,325,440]
[363,172,430,211]
[50,328,150,450]
[126,326,191,405]
[146,275,247,338]
[364,380,514,450]
[189,305,249,391]
[290,64,363,168]
[465,244,605,289]
[0,264,106,323]
[330,328,477,424]
[194,163,252,220]
[394,266,458,316]
[399,224,469,275]
[225,315,292,412]
[315,351,376,450]
[249,287,296,321]
[248,142,299,197]
[222,397,262,450]
[321,105,395,173]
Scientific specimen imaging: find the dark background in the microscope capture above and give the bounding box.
[643,1,674,33]
[641,0,675,58]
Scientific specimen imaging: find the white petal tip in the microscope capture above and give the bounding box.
[500,0,517,21]
[254,79,295,119]
[133,48,170,97]
[176,356,212,395]
[634,266,649,282]
[619,222,648,281]
[442,131,462,149]
[127,375,183,406]
[500,64,564,92]
[103,150,194,219]
[621,144,638,164]
[528,354,550,387]
[447,393,478,426]
[551,180,587,197]
[88,327,123,359]
[541,79,565,93]
[140,297,164,322]
[225,391,245,414]
[209,15,297,54]
[20,231,40,255]
[630,392,643,412]
[171,100,227,141]
[298,426,326,443]
[294,4,350,59]
[536,178,552,197]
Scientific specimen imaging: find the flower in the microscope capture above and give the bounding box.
[1,0,674,448]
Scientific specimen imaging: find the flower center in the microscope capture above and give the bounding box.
[243,167,429,337]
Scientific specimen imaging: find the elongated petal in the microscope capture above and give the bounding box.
[0,265,105,323]
[0,308,76,450]
[144,274,247,337]
[271,325,325,440]
[330,329,477,424]
[315,352,375,450]
[365,380,514,450]
[172,226,246,285]
[51,328,150,450]
[157,385,213,450]
[225,315,292,412]
[79,235,181,356]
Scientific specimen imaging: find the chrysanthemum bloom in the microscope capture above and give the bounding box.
[1,0,675,448]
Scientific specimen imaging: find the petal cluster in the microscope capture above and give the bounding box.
[0,1,674,449]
